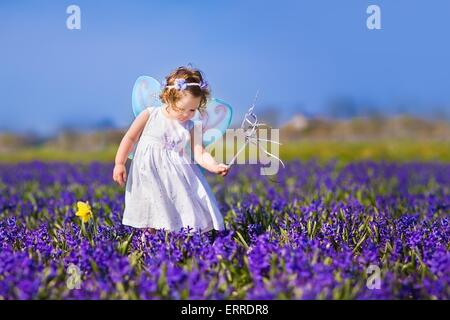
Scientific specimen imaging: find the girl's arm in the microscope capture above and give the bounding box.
[113,110,150,187]
[189,124,228,176]
[115,110,150,166]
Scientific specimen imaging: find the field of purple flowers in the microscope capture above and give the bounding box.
[0,160,449,299]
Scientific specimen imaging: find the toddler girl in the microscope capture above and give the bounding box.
[113,66,229,234]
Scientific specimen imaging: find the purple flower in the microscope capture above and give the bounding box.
[1,160,450,299]
[200,80,208,89]
[173,78,187,90]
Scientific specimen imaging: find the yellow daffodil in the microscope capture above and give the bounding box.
[75,201,92,223]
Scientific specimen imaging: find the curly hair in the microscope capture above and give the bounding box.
[159,65,211,115]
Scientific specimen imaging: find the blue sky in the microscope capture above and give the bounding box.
[1,0,450,136]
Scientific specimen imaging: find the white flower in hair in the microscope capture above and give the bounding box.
[173,78,187,90]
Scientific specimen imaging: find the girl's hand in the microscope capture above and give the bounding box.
[210,163,229,177]
[113,164,127,187]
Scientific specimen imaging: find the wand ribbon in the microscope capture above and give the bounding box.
[226,90,285,170]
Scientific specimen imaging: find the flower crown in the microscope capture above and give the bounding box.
[165,78,209,91]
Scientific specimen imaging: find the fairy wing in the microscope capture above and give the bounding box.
[128,76,163,159]
[132,76,163,117]
[184,98,233,175]
[128,75,233,163]
[190,98,233,147]
[133,76,232,146]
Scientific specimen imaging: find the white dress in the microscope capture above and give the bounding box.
[122,105,225,233]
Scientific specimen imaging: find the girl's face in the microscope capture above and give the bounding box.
[167,92,201,122]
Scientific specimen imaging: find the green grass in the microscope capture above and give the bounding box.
[0,146,119,163]
[281,139,450,163]
[1,139,449,163]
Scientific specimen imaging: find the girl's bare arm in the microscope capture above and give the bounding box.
[114,110,150,165]
[189,124,228,176]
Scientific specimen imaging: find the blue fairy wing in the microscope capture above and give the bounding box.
[128,75,163,159]
[187,98,232,175]
[191,98,233,147]
[131,76,163,117]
